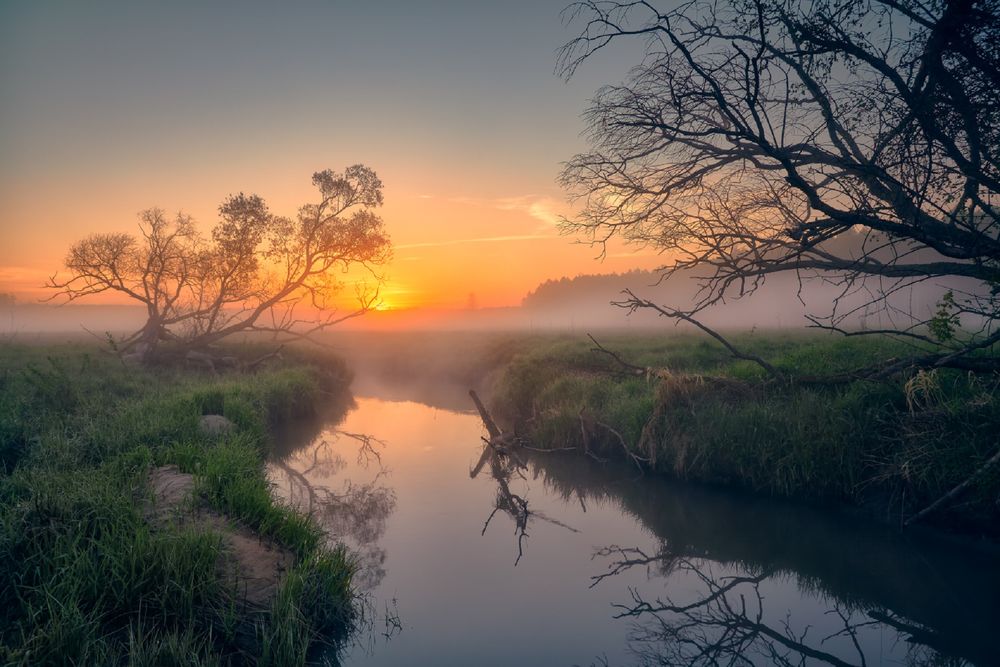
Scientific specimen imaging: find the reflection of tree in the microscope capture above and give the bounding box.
[270,432,396,591]
[267,388,356,461]
[592,547,969,667]
[519,448,998,665]
[472,438,578,565]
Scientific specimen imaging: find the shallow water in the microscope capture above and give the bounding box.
[267,378,1000,667]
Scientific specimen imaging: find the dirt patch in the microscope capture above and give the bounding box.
[148,465,196,516]
[145,465,293,609]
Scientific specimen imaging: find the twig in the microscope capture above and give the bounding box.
[243,344,284,372]
[588,333,647,376]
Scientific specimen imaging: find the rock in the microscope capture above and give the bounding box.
[199,414,235,436]
[217,356,240,369]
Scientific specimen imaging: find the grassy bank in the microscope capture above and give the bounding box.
[0,343,358,665]
[490,332,1000,536]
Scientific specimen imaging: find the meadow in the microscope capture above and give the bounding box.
[0,342,358,666]
[1,329,997,666]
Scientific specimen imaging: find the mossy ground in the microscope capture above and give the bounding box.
[0,342,358,665]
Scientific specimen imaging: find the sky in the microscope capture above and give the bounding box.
[0,0,662,311]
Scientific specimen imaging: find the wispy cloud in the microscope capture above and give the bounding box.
[395,234,557,250]
[492,195,566,230]
[445,194,570,232]
[606,250,659,258]
[0,265,51,295]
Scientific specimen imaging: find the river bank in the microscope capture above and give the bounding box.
[264,367,1000,666]
[0,342,359,665]
[487,332,1000,539]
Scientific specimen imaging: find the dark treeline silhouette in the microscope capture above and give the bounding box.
[519,265,970,332]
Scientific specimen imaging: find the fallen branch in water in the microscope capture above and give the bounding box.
[905,446,1000,526]
[594,420,649,473]
[469,389,502,439]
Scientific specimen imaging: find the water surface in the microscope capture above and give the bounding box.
[267,379,1000,666]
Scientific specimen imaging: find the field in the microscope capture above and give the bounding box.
[488,331,1000,535]
[0,343,359,666]
[1,330,997,665]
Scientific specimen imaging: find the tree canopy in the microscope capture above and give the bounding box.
[48,165,391,359]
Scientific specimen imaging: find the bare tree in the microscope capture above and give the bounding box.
[559,0,1000,375]
[47,165,391,360]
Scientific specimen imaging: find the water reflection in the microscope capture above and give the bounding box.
[590,549,967,667]
[269,404,397,592]
[472,433,579,565]
[522,450,999,666]
[267,382,999,666]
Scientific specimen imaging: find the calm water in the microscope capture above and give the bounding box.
[267,378,1000,667]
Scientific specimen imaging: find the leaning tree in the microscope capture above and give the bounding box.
[47,165,391,360]
[560,0,1000,376]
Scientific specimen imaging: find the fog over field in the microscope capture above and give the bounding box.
[0,269,975,336]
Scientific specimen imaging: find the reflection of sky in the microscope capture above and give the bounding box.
[270,396,662,666]
[265,393,988,667]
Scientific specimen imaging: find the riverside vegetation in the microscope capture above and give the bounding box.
[0,342,359,666]
[489,332,1000,537]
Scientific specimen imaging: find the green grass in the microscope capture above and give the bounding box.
[0,343,359,665]
[490,332,1000,534]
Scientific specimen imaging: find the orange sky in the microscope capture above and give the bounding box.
[0,172,663,310]
[0,1,658,313]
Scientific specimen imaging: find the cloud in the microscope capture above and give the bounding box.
[492,195,566,230]
[395,234,557,250]
[606,250,658,258]
[445,194,570,231]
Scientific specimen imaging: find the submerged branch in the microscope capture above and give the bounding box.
[905,446,1000,526]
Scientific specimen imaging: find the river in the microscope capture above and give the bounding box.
[267,375,1000,667]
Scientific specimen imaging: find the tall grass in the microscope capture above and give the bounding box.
[0,343,358,665]
[490,332,1000,534]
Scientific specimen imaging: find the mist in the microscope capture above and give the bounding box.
[0,269,973,338]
